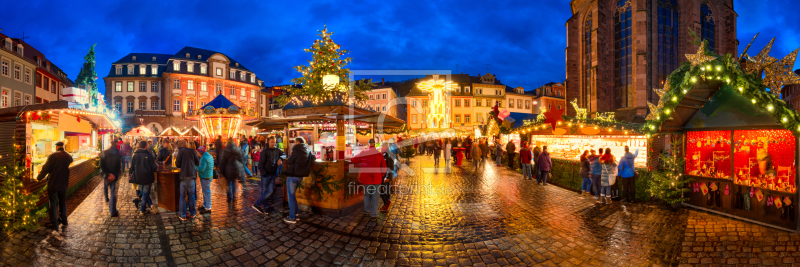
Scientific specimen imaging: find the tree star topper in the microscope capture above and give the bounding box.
[542,108,565,130]
[417,78,454,128]
[685,41,717,66]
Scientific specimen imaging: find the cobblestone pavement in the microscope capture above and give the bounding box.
[2,155,800,266]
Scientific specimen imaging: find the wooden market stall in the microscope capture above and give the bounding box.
[247,99,405,216]
[0,101,118,205]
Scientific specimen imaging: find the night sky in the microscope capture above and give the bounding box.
[1,0,798,95]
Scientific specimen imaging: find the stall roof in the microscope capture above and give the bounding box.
[685,85,780,129]
[0,101,118,130]
[247,112,406,130]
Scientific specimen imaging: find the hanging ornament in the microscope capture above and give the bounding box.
[685,41,717,66]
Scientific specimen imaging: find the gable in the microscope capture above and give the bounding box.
[685,84,779,129]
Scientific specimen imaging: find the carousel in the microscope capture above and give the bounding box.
[185,94,258,140]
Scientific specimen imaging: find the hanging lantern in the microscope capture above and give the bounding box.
[323,74,340,90]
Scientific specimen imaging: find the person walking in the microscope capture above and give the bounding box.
[100,140,122,217]
[479,139,488,160]
[129,141,158,215]
[352,139,386,219]
[599,148,618,204]
[379,143,395,212]
[505,140,516,169]
[196,146,214,213]
[120,140,132,171]
[214,135,223,166]
[520,142,533,180]
[471,140,482,172]
[240,135,253,186]
[618,152,636,203]
[253,136,286,215]
[219,137,244,202]
[147,140,156,157]
[453,142,465,167]
[443,139,452,166]
[251,144,261,175]
[175,140,200,220]
[283,137,315,224]
[579,150,592,195]
[536,146,552,185]
[494,138,502,166]
[532,144,542,181]
[589,149,602,199]
[37,141,73,229]
[433,140,442,166]
[464,136,472,160]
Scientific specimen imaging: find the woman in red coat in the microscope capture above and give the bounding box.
[453,142,466,167]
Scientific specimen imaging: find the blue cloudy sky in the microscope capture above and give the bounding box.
[0,0,798,94]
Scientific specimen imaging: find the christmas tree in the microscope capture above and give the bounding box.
[647,137,692,204]
[75,44,99,107]
[276,25,373,106]
[0,144,47,232]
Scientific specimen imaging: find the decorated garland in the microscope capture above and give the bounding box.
[643,35,800,137]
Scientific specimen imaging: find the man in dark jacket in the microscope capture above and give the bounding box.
[37,141,73,229]
[129,141,158,215]
[506,140,516,169]
[239,135,253,187]
[283,137,313,224]
[100,140,122,217]
[214,135,223,167]
[156,139,171,169]
[219,138,244,201]
[175,140,200,220]
[536,146,552,186]
[253,136,286,214]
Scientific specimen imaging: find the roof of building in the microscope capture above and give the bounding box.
[173,46,251,72]
[3,35,74,85]
[112,53,173,64]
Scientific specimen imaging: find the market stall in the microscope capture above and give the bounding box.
[0,101,119,205]
[642,39,800,231]
[158,126,183,137]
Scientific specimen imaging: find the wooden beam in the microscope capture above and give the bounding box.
[682,95,708,103]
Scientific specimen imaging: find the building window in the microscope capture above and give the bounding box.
[173,79,180,89]
[422,100,428,107]
[115,82,122,92]
[200,101,206,108]
[455,115,461,123]
[230,86,235,96]
[382,105,386,112]
[240,88,246,97]
[51,81,56,93]
[188,64,194,73]
[139,102,146,110]
[24,68,31,84]
[584,13,592,110]
[230,70,235,79]
[478,89,482,94]
[187,80,194,90]
[466,87,471,93]
[382,93,387,99]
[658,0,679,102]
[187,100,194,111]
[151,82,159,92]
[127,101,134,113]
[173,61,180,71]
[548,103,552,110]
[115,102,122,113]
[464,99,470,107]
[525,100,530,109]
[200,65,207,74]
[464,115,471,123]
[152,101,158,110]
[127,65,134,75]
[455,99,461,107]
[173,100,181,112]
[412,100,417,108]
[241,73,245,81]
[24,95,30,105]
[216,68,222,76]
[152,66,158,75]
[14,64,21,80]
[509,99,514,108]
[369,94,374,100]
[476,99,482,107]
[140,65,146,74]
[614,0,632,109]
[558,104,562,110]
[0,90,7,107]
[201,81,207,91]
[115,66,122,75]
[250,90,255,98]
[127,81,134,92]
[216,83,221,93]
[0,60,7,77]
[701,4,715,52]
[518,100,522,108]
[43,78,48,91]
[251,76,255,83]
[139,82,146,92]
[412,114,418,123]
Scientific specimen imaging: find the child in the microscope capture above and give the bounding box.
[251,145,261,175]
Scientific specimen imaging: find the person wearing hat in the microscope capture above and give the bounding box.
[195,145,214,213]
[37,141,73,229]
[351,138,387,219]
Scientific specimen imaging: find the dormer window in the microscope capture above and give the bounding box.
[139,65,145,74]
[250,75,255,83]
[197,55,202,60]
[187,62,194,73]
[132,56,137,61]
[152,56,156,62]
[3,39,10,50]
[151,65,158,75]
[200,64,207,74]
[173,61,180,71]
[15,45,23,56]
[127,64,134,75]
[240,72,245,81]
[230,70,235,79]
[36,57,41,66]
[235,63,239,67]
[116,65,122,75]
[185,53,190,58]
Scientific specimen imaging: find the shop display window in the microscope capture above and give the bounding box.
[733,129,795,193]
[685,131,731,179]
[529,135,648,168]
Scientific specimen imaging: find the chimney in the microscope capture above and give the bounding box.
[382,78,384,86]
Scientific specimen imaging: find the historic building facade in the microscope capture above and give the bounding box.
[504,86,534,115]
[532,82,566,114]
[565,0,737,121]
[104,47,264,133]
[367,81,399,118]
[1,33,73,106]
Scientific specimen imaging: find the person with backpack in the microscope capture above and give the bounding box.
[253,136,286,215]
[196,146,214,213]
[220,137,244,202]
[520,142,533,180]
[352,139,387,219]
[379,143,395,212]
[283,137,315,224]
[129,141,159,215]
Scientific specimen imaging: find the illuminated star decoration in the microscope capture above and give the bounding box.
[685,41,717,66]
[646,101,660,120]
[744,37,778,75]
[653,87,666,100]
[763,48,800,97]
[542,108,565,130]
[417,79,454,128]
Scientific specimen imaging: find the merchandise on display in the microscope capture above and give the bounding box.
[733,129,796,193]
[685,130,731,179]
[528,135,647,168]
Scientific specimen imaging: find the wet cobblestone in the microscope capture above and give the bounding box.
[2,155,799,266]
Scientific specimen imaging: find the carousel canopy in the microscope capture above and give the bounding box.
[159,126,183,137]
[201,94,240,110]
[125,125,155,136]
